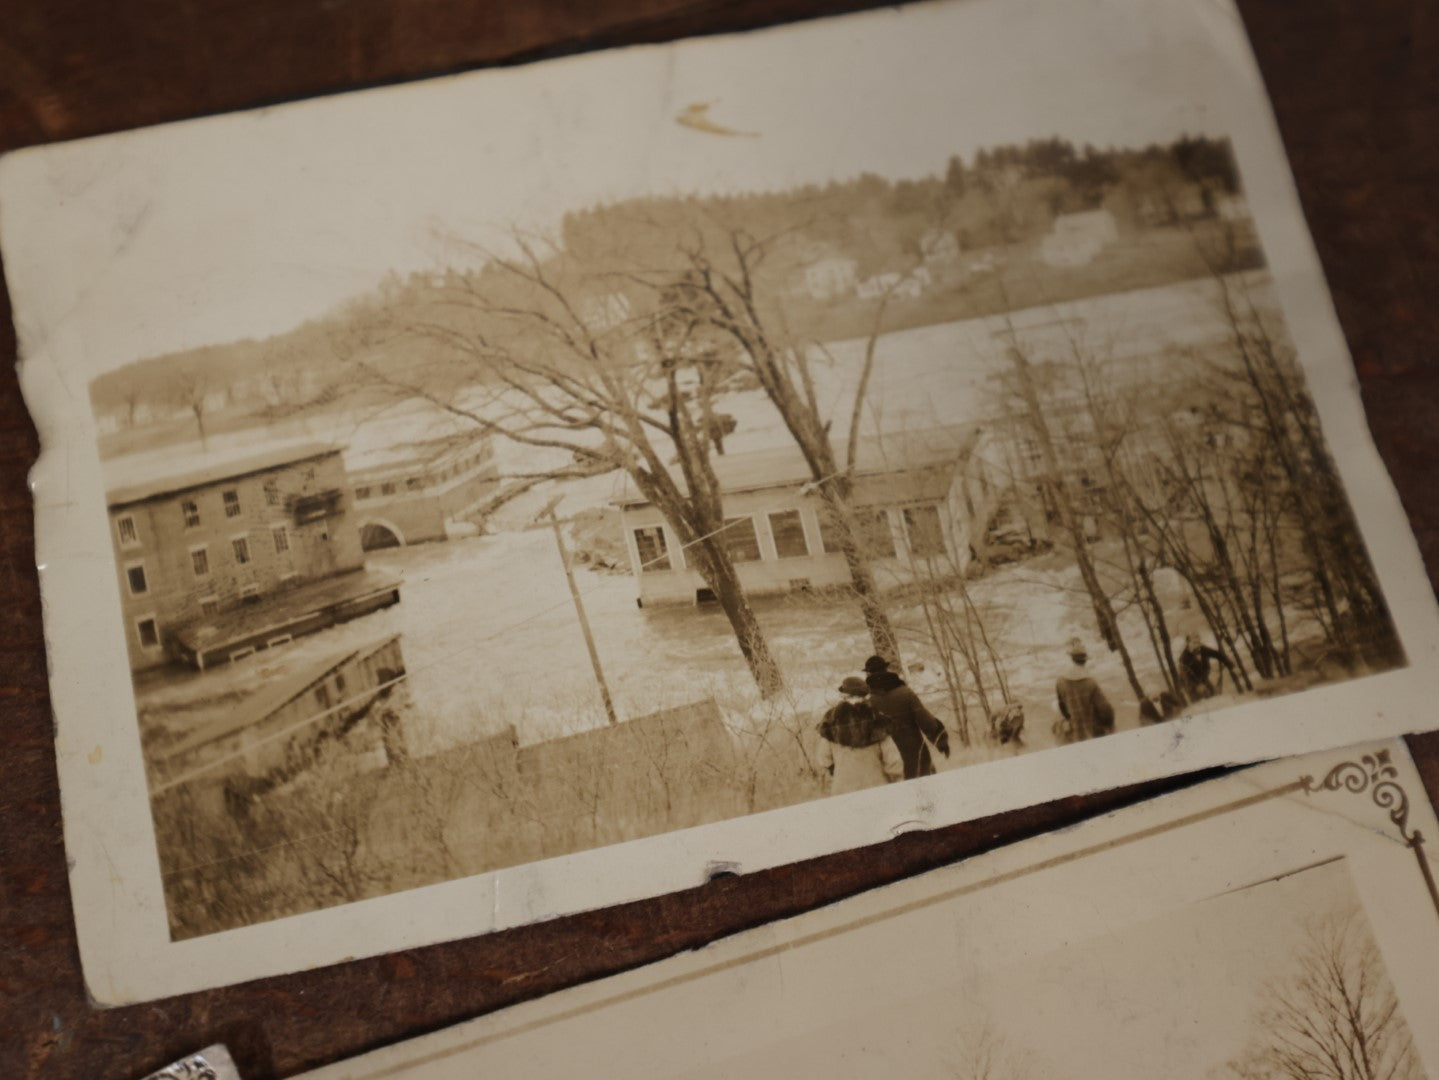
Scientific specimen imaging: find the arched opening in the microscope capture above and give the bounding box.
[360,520,404,551]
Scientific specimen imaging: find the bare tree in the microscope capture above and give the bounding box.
[355,235,788,697]
[656,222,910,664]
[172,368,213,449]
[940,1015,1035,1080]
[998,328,1148,704]
[1224,906,1424,1080]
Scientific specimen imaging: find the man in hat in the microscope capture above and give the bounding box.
[863,655,951,779]
[1055,636,1115,742]
[816,676,903,795]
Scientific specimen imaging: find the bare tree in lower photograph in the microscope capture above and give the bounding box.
[1223,906,1425,1080]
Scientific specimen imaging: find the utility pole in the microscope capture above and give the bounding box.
[539,497,619,726]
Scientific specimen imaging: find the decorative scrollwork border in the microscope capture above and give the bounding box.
[1300,748,1418,845]
[1300,747,1439,918]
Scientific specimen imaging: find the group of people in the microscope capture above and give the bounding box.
[820,632,1239,792]
[815,655,951,796]
[1055,631,1240,742]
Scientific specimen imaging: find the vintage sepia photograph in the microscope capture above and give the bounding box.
[110,129,1404,941]
[6,0,1439,1000]
[296,740,1439,1079]
[91,97,1402,938]
[679,864,1429,1080]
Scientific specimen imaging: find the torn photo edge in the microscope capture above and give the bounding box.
[294,737,1439,1079]
[2,0,1439,1005]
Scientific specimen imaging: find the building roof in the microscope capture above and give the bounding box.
[158,633,402,763]
[106,441,343,508]
[614,424,983,507]
[170,567,400,654]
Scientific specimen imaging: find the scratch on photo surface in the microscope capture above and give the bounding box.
[675,102,758,138]
[1202,853,1347,902]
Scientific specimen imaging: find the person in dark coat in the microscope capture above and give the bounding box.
[1178,634,1237,700]
[863,656,951,779]
[1055,637,1115,742]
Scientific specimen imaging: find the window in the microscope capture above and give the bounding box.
[136,617,160,649]
[768,510,809,559]
[380,481,397,496]
[355,485,372,500]
[633,526,670,572]
[720,517,762,563]
[199,596,219,616]
[240,582,260,601]
[263,479,280,506]
[816,506,896,559]
[125,562,148,596]
[405,477,423,491]
[272,524,290,554]
[904,504,947,558]
[232,536,251,564]
[858,510,897,559]
[314,684,331,709]
[115,515,139,548]
[181,500,200,528]
[223,489,241,518]
[190,546,210,577]
[334,671,347,696]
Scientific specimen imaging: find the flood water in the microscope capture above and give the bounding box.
[134,271,1295,766]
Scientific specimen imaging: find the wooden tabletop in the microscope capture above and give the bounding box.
[2,2,1438,1076]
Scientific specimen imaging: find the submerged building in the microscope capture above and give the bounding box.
[347,431,500,551]
[613,425,1001,608]
[105,441,400,671]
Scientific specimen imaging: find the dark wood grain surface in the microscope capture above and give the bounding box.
[2,2,1437,1076]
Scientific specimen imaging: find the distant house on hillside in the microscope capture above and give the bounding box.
[614,425,1001,608]
[105,442,400,672]
[1216,194,1251,223]
[1039,209,1119,268]
[803,256,859,302]
[856,267,930,301]
[919,228,961,265]
[1136,181,1211,227]
[348,432,500,551]
[856,271,902,300]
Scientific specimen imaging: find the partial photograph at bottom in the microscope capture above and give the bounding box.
[702,862,1426,1080]
[292,742,1439,1080]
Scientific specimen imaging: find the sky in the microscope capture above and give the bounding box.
[0,0,1253,379]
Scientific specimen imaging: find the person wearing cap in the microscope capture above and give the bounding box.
[863,655,951,779]
[1055,636,1115,742]
[816,676,903,795]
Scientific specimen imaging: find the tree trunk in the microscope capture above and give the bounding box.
[682,533,785,698]
[1007,346,1147,703]
[816,485,901,663]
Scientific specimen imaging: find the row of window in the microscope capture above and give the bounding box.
[354,477,422,501]
[123,524,292,597]
[114,482,288,550]
[633,504,948,574]
[352,450,490,502]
